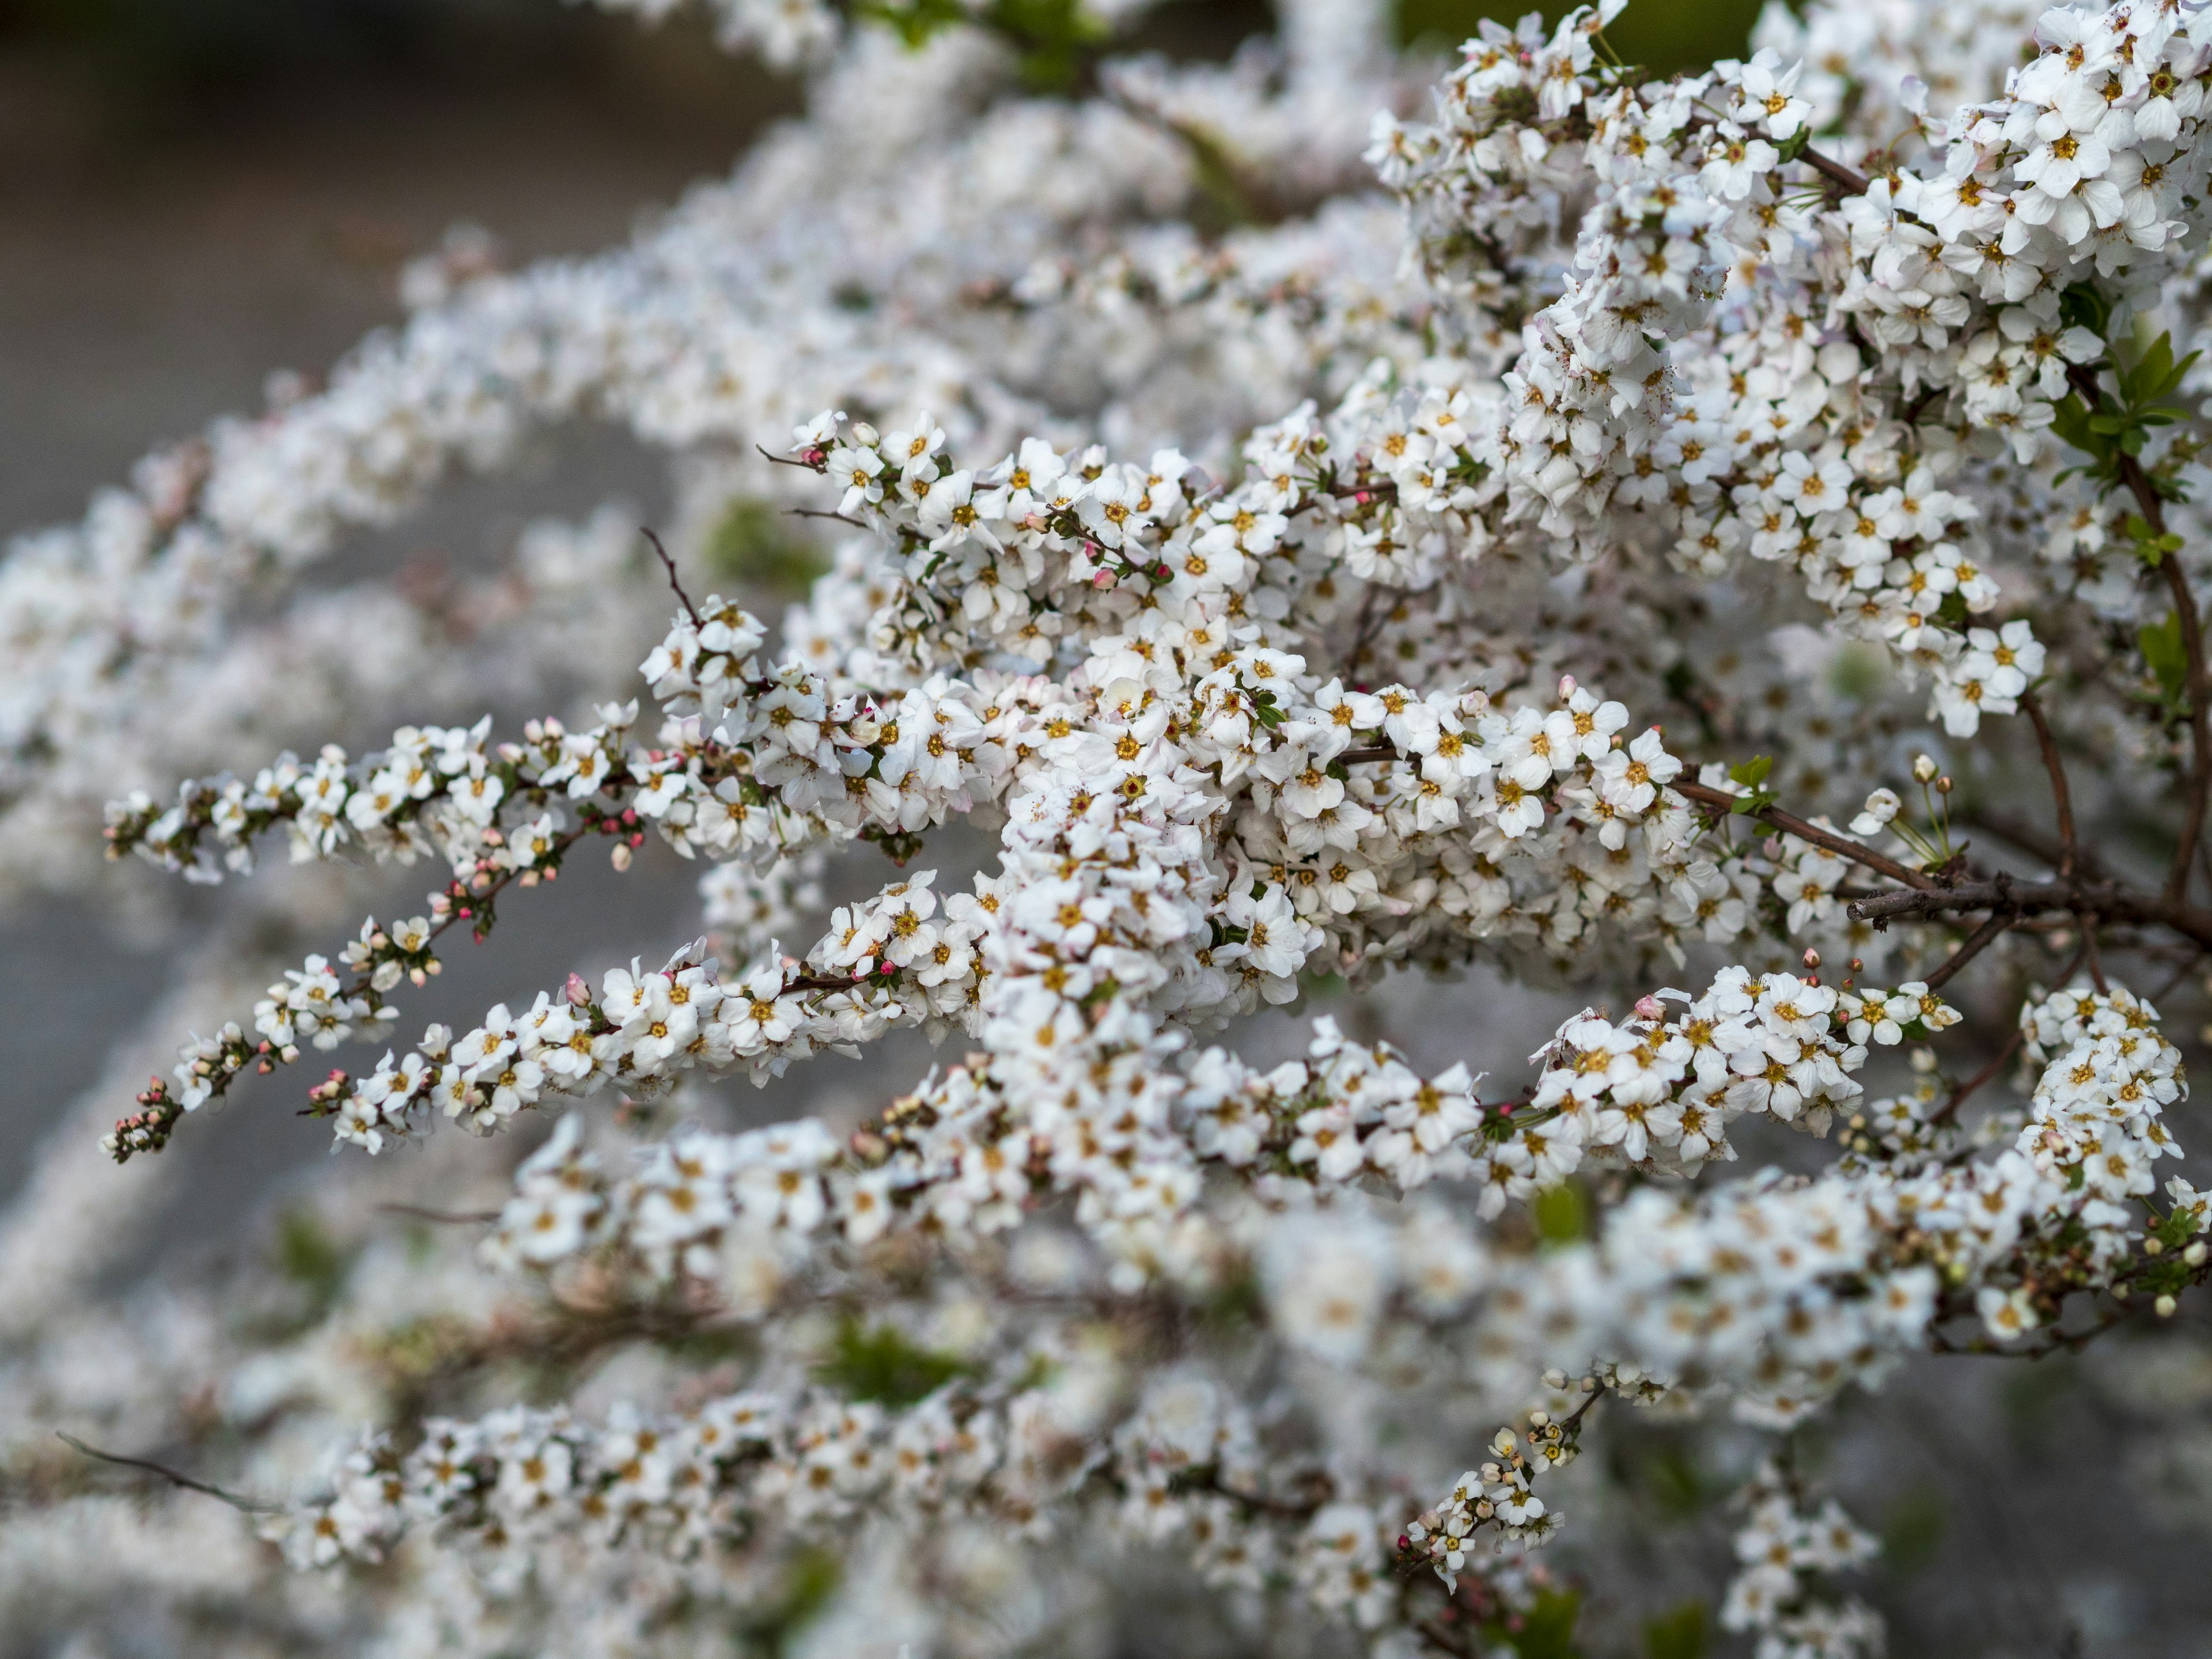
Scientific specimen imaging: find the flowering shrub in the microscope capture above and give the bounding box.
[15,0,2212,1652]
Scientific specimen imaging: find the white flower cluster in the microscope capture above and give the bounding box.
[31,0,2212,1651]
[1720,1461,1884,1659]
[1369,0,2212,736]
[263,1350,1429,1641]
[571,0,840,66]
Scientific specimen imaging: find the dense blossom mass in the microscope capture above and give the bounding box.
[15,0,2212,1652]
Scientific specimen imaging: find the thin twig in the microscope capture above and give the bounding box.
[376,1203,501,1225]
[1671,779,1938,890]
[2020,690,2078,879]
[1930,1025,2027,1126]
[755,442,820,471]
[2152,946,2203,1003]
[787,507,867,528]
[56,1431,277,1512]
[2079,911,2109,993]
[1925,910,2016,991]
[1800,146,1873,195]
[2063,360,2209,902]
[639,527,702,627]
[2158,546,2211,903]
[1929,939,2086,1128]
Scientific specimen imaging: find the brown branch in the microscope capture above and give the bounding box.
[376,1203,501,1225]
[2079,912,2109,993]
[1800,146,1873,196]
[1924,910,2016,991]
[2020,690,2078,879]
[755,442,823,471]
[2158,546,2210,903]
[1341,742,1936,892]
[639,527,701,627]
[2064,360,2210,901]
[1929,941,2089,1127]
[1848,878,2212,952]
[1671,779,1938,890]
[56,1432,277,1513]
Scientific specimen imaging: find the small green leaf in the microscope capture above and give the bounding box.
[2059,279,2111,338]
[1487,1588,1585,1659]
[2141,610,2188,702]
[1533,1180,1589,1244]
[816,1319,976,1407]
[1643,1600,1709,1659]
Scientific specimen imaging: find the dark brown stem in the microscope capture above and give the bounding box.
[1924,910,2016,991]
[2159,547,2210,903]
[2020,690,2077,879]
[376,1203,502,1225]
[1800,146,1873,195]
[639,528,702,627]
[755,442,822,471]
[1672,779,1938,890]
[2063,359,2209,902]
[1930,1027,2025,1126]
[1849,878,2212,952]
[2079,912,2109,994]
[56,1432,276,1513]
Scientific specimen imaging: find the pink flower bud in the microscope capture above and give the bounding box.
[565,972,592,1007]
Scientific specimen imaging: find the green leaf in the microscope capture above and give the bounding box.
[1728,753,1772,788]
[2141,609,2188,702]
[2050,393,2095,449]
[1533,1180,1589,1244]
[2059,280,2111,338]
[2124,331,2174,404]
[815,1319,976,1407]
[1643,1601,1709,1659]
[1487,1588,1585,1659]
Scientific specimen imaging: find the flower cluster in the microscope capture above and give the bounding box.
[1720,1462,1884,1659]
[28,0,2212,1653]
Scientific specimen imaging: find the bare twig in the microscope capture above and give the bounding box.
[1924,910,2017,992]
[1671,779,1938,890]
[376,1203,501,1225]
[56,1431,276,1513]
[2079,911,2109,993]
[2020,690,2078,879]
[787,507,867,528]
[1849,878,2212,952]
[1800,146,1873,195]
[755,442,820,471]
[639,527,702,627]
[2063,360,2209,902]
